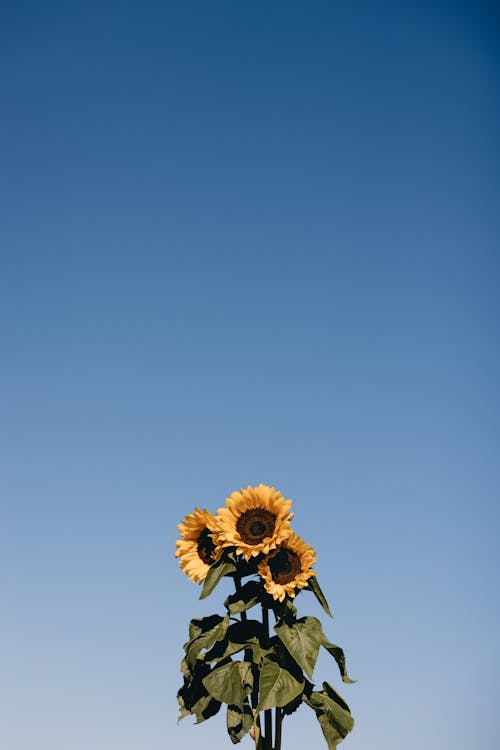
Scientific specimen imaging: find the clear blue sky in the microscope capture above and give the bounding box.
[1,2,499,749]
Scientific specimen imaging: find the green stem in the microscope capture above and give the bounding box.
[274,707,282,750]
[234,572,257,726]
[262,605,273,750]
[234,575,247,622]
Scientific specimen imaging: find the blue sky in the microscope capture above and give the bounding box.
[1,2,499,749]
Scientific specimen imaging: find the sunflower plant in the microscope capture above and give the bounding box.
[175,484,355,750]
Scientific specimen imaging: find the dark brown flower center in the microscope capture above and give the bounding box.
[197,528,216,564]
[269,549,302,584]
[236,509,276,545]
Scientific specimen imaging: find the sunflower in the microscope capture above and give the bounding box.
[258,533,317,601]
[216,484,294,560]
[175,508,221,583]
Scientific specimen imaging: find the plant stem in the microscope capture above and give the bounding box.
[262,600,269,633]
[234,574,247,622]
[274,707,282,750]
[234,572,256,726]
[262,605,273,750]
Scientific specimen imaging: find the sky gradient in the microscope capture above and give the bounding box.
[1,2,499,749]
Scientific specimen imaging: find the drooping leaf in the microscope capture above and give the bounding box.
[230,620,266,641]
[284,599,298,621]
[203,660,254,706]
[177,694,192,722]
[177,658,222,724]
[321,681,352,713]
[227,699,254,744]
[246,637,275,665]
[321,636,357,683]
[205,637,273,666]
[180,657,190,678]
[189,614,227,642]
[200,561,236,600]
[204,637,246,664]
[186,614,230,666]
[303,682,354,749]
[257,657,304,712]
[190,693,222,724]
[274,616,322,680]
[224,581,262,614]
[308,577,333,618]
[281,690,303,716]
[178,655,211,706]
[205,621,274,666]
[226,621,273,664]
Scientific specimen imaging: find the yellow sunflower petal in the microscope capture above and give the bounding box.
[258,533,317,601]
[175,507,221,583]
[216,484,294,560]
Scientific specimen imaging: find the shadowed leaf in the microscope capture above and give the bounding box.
[224,581,262,614]
[203,661,254,705]
[200,561,236,600]
[177,659,222,724]
[191,693,222,724]
[205,621,274,666]
[308,577,333,617]
[188,614,226,642]
[227,700,253,744]
[322,681,352,713]
[321,636,357,683]
[186,615,230,666]
[257,657,304,712]
[274,617,322,680]
[303,682,354,749]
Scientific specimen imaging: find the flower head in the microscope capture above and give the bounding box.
[175,508,221,583]
[258,533,317,601]
[216,484,294,560]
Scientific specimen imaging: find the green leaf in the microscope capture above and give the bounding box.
[308,577,333,617]
[321,636,357,683]
[303,682,354,749]
[203,661,254,705]
[274,616,322,680]
[189,693,222,724]
[227,699,254,744]
[284,599,298,621]
[177,659,222,724]
[186,614,230,666]
[200,561,236,600]
[227,621,272,664]
[246,637,275,665]
[204,638,246,664]
[224,581,261,614]
[257,657,304,712]
[180,656,191,678]
[322,681,352,714]
[205,620,274,666]
[188,614,227,642]
[177,695,192,722]
[270,597,297,624]
[281,690,303,716]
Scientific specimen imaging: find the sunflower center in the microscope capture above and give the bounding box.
[197,528,216,565]
[236,509,276,545]
[269,549,302,584]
